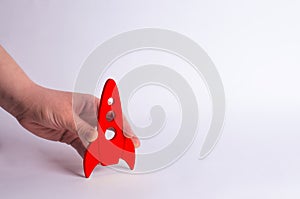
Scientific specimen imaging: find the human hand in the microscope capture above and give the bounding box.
[0,45,139,159]
[14,84,140,158]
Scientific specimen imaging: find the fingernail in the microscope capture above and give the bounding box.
[85,129,98,142]
[132,137,140,148]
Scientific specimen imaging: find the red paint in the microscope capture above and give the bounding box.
[83,79,135,178]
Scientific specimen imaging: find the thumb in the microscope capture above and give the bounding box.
[70,115,98,147]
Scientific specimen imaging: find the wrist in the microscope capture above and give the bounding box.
[1,80,41,119]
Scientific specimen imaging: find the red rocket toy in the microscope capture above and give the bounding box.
[83,79,136,178]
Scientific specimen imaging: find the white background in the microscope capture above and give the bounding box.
[1,0,300,198]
